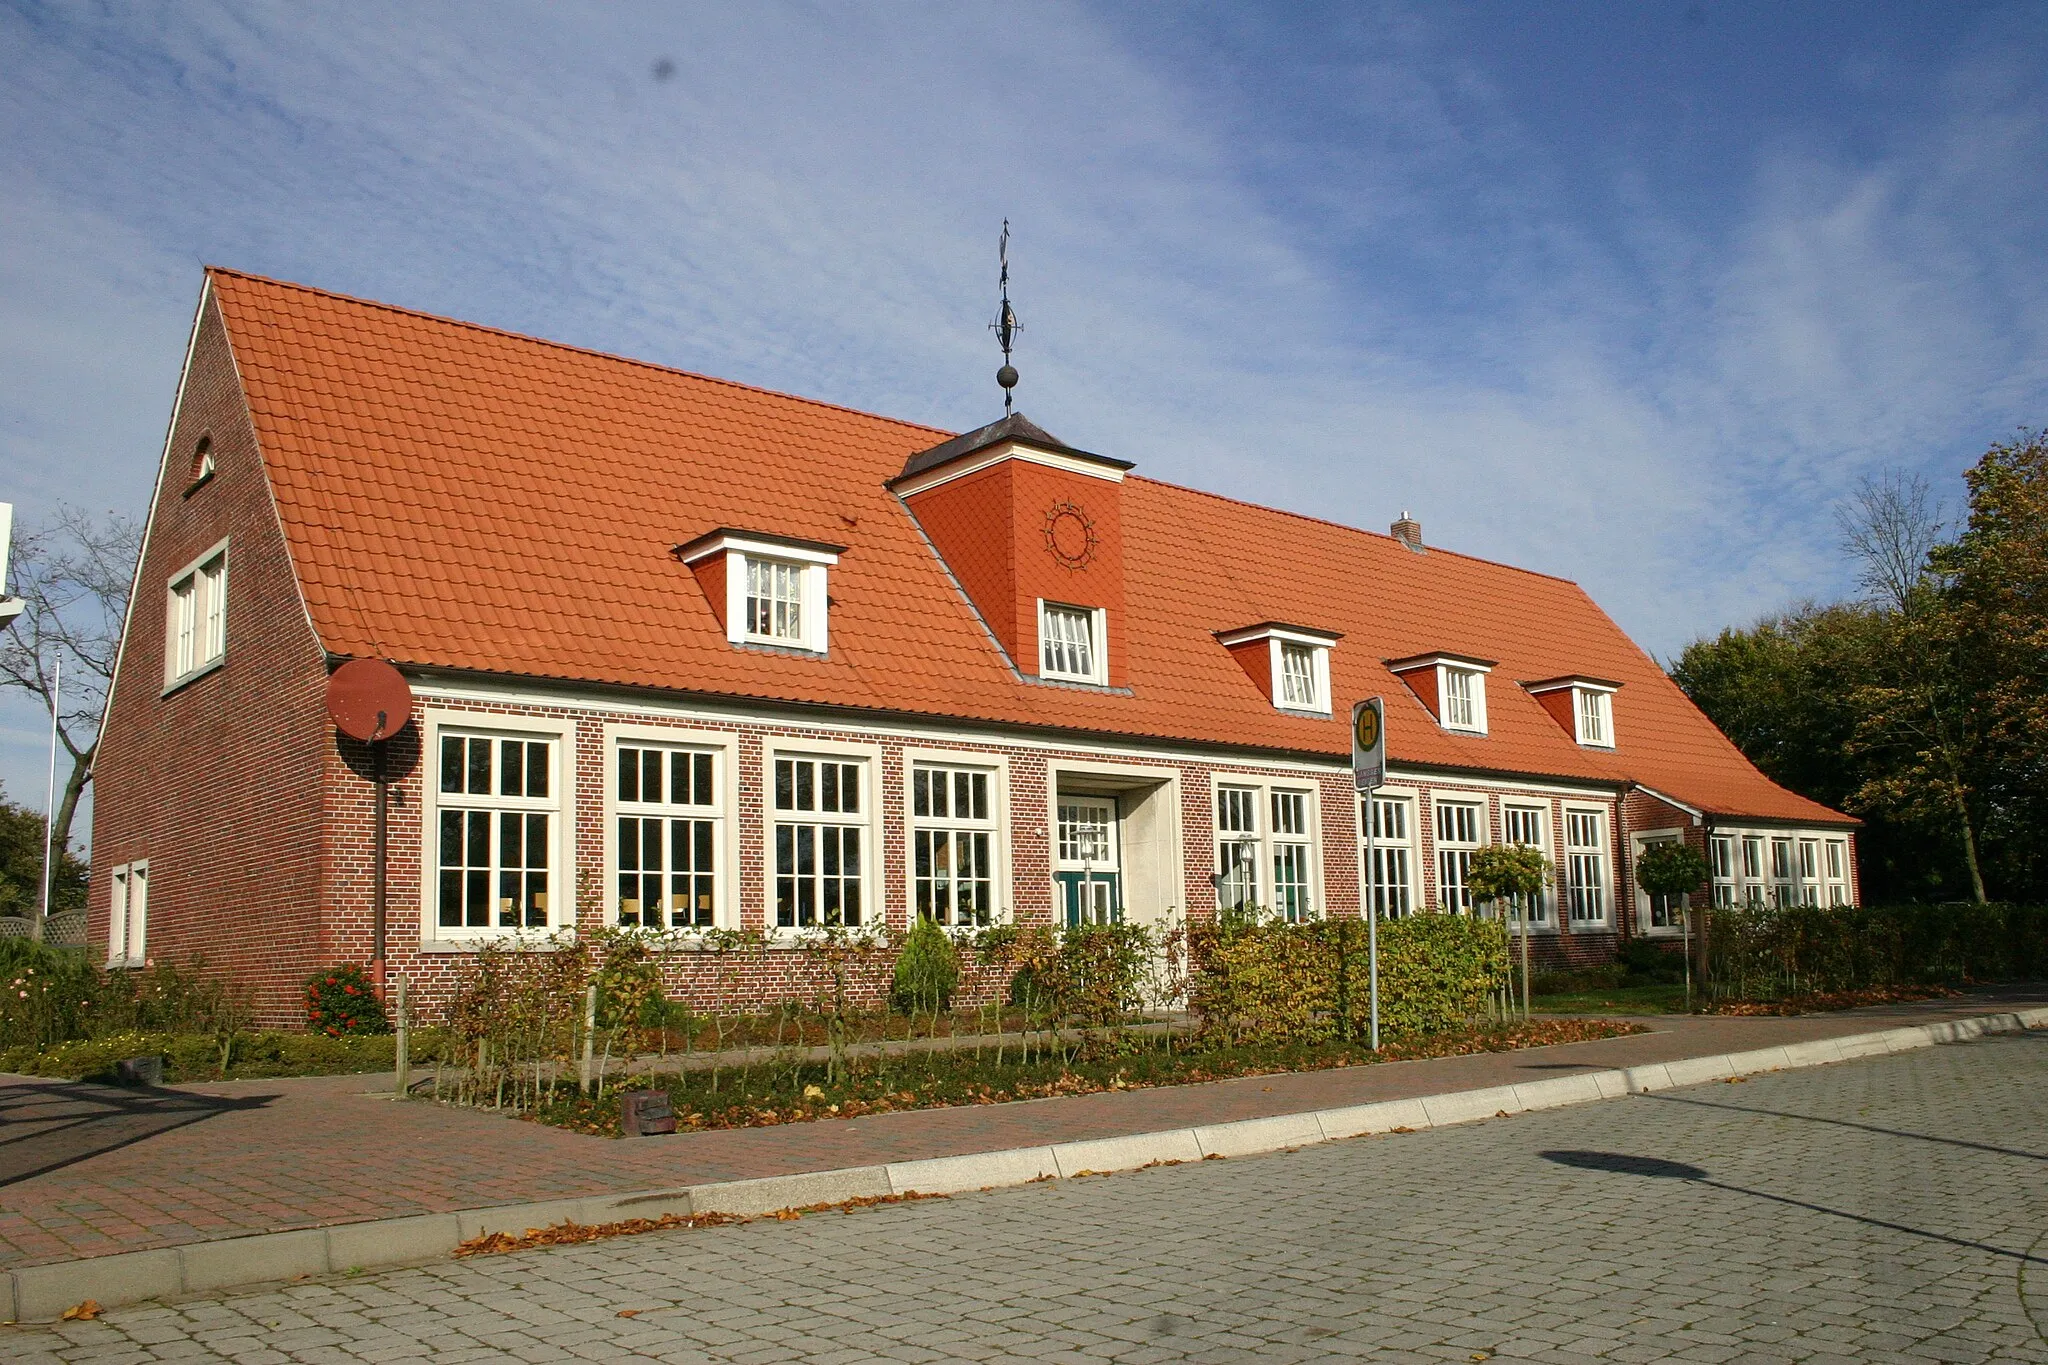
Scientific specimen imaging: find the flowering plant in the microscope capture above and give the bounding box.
[303,964,388,1036]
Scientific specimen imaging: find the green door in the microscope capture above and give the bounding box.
[1055,796,1122,926]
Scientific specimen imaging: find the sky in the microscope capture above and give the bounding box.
[3,1,2046,845]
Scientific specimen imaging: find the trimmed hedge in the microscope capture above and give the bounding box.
[1187,914,1510,1045]
[1708,902,2048,1000]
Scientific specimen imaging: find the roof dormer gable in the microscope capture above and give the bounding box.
[1216,622,1341,715]
[676,527,845,656]
[1387,652,1496,734]
[1523,675,1620,749]
[894,413,1131,687]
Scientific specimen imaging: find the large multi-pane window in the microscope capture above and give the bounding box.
[1641,835,1686,928]
[1565,809,1607,925]
[437,731,554,932]
[1742,836,1766,905]
[1215,785,1260,915]
[1040,602,1100,681]
[1825,839,1849,905]
[1217,783,1318,921]
[1364,795,1413,918]
[166,547,228,684]
[1797,839,1823,906]
[1434,799,1482,912]
[615,743,720,930]
[1711,834,1737,907]
[744,558,805,643]
[773,755,865,928]
[1770,837,1796,906]
[1502,804,1553,926]
[911,763,997,927]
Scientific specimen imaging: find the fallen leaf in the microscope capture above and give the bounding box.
[616,1309,642,1318]
[61,1300,102,1322]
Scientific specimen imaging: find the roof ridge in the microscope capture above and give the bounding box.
[202,265,959,442]
[1126,474,1585,588]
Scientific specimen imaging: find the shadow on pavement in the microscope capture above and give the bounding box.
[0,1077,276,1188]
[1539,1148,2048,1267]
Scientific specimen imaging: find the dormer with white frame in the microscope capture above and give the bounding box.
[1523,675,1620,749]
[1387,652,1495,735]
[677,527,846,657]
[1216,622,1341,715]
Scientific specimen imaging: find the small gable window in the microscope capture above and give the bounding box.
[1217,623,1340,714]
[1441,665,1487,732]
[1386,652,1494,735]
[1039,601,1105,683]
[745,557,806,644]
[1576,687,1613,747]
[676,529,844,657]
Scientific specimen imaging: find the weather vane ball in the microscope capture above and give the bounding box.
[992,220,1020,412]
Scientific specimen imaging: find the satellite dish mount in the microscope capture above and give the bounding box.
[326,658,416,999]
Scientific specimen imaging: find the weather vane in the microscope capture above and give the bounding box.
[992,220,1020,414]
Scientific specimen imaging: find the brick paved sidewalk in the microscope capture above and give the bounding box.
[3,986,2041,1273]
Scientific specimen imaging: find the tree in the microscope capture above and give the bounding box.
[0,784,86,919]
[1634,842,1709,1011]
[0,505,142,929]
[1468,843,1551,1018]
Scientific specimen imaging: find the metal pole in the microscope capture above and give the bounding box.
[372,737,388,996]
[1366,800,1380,1051]
[35,655,60,943]
[393,974,410,1099]
[580,982,598,1095]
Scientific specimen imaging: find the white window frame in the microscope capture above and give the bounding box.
[765,739,882,934]
[604,724,738,934]
[163,538,229,689]
[903,748,1011,928]
[1633,829,1688,933]
[1565,807,1609,926]
[1573,686,1616,748]
[1711,833,1737,908]
[419,712,573,946]
[1824,838,1850,906]
[1214,776,1322,922]
[1439,663,1489,734]
[1433,797,1484,912]
[1037,599,1107,684]
[1363,791,1415,919]
[106,860,148,968]
[1501,801,1556,929]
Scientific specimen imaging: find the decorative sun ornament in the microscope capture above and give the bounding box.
[1042,501,1100,570]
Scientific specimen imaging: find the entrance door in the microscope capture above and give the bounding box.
[1055,796,1121,926]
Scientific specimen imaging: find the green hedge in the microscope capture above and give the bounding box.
[1187,914,1509,1045]
[1707,902,2048,1000]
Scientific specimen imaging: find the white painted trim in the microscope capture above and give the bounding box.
[722,551,830,655]
[1269,638,1333,716]
[1437,663,1488,735]
[1633,784,1703,822]
[416,709,577,947]
[1213,624,1343,649]
[761,736,886,936]
[600,722,741,934]
[679,533,841,568]
[1631,826,1689,935]
[1563,804,1613,928]
[899,746,1014,927]
[1500,797,1560,932]
[1208,770,1325,922]
[161,536,230,692]
[891,440,1127,498]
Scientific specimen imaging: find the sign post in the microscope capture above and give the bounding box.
[1351,698,1387,1050]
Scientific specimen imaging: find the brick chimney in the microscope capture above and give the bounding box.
[1391,510,1424,553]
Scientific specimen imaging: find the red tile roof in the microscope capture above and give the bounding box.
[207,268,1849,826]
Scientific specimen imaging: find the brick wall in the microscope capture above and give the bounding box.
[90,287,334,1021]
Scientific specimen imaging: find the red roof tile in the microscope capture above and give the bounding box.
[206,268,1849,826]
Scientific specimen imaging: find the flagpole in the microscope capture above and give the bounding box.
[38,654,60,941]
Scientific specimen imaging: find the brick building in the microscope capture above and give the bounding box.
[90,270,1858,1021]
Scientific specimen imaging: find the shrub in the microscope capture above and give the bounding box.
[1707,902,2048,999]
[891,915,960,1015]
[1186,914,1509,1046]
[1618,939,1685,983]
[304,964,388,1036]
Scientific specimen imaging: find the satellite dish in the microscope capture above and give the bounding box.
[326,658,414,742]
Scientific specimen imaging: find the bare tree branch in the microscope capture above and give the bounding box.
[1836,470,1947,615]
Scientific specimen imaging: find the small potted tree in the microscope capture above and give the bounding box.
[1468,844,1552,1019]
[1634,842,1712,1011]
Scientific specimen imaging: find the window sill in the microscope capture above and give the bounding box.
[181,470,216,499]
[417,932,573,954]
[1275,702,1332,718]
[735,638,827,659]
[1027,673,1128,695]
[161,655,225,698]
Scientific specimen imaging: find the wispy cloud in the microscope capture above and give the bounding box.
[1,1,2044,824]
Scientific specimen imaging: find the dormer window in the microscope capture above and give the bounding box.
[1217,623,1340,714]
[1386,652,1495,735]
[1039,601,1105,683]
[1522,676,1620,749]
[677,528,845,657]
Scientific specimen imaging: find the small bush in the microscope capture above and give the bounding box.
[1618,939,1685,984]
[891,915,960,1015]
[304,964,388,1036]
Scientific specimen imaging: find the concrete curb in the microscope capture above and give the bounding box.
[8,1005,2043,1322]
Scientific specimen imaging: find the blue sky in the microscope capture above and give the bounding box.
[3,1,2046,837]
